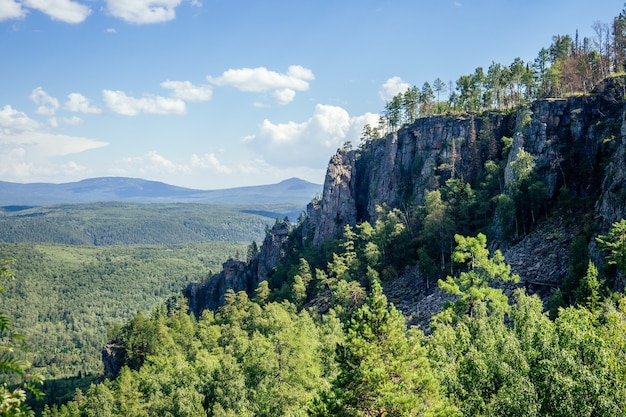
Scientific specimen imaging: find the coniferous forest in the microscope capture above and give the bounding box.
[3,6,626,417]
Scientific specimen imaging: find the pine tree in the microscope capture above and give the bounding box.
[310,280,453,416]
[596,219,626,275]
[438,234,518,319]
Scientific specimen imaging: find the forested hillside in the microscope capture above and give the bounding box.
[4,6,626,417]
[0,203,295,245]
[0,241,248,379]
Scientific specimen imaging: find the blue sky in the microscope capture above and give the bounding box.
[0,0,623,189]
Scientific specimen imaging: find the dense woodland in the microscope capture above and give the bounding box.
[0,203,286,245]
[3,6,626,417]
[23,224,626,417]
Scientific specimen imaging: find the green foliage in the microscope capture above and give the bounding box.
[575,261,603,311]
[0,241,247,379]
[54,295,341,417]
[596,218,626,275]
[430,289,626,416]
[44,228,626,417]
[437,233,519,319]
[310,280,453,417]
[1,259,43,417]
[506,148,550,237]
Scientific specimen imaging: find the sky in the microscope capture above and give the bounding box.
[0,0,624,190]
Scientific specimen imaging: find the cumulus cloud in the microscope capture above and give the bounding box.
[245,104,379,168]
[103,89,186,115]
[160,80,213,101]
[0,0,27,21]
[64,93,102,114]
[105,0,182,24]
[23,0,91,23]
[30,87,59,116]
[0,105,107,181]
[379,76,410,101]
[207,65,314,105]
[0,104,40,133]
[272,88,296,105]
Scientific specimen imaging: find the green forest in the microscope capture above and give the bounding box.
[0,241,250,379]
[21,224,626,416]
[4,5,626,417]
[0,202,293,245]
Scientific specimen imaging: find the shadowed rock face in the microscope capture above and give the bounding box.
[185,76,626,317]
[184,221,291,317]
[304,78,626,249]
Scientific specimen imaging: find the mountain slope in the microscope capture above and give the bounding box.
[185,75,626,317]
[0,177,321,206]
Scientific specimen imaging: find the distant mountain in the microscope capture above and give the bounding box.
[0,177,322,206]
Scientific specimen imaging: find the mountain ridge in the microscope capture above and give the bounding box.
[0,177,321,206]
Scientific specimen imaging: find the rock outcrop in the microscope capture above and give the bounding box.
[186,76,626,317]
[185,221,291,317]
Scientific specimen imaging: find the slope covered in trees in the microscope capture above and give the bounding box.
[37,228,626,416]
[0,203,293,245]
[5,5,626,417]
[0,241,248,380]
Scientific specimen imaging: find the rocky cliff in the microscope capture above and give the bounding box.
[186,76,626,316]
[305,78,626,248]
[184,221,291,316]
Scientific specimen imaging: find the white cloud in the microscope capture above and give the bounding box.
[160,80,212,101]
[379,76,410,101]
[245,104,379,168]
[0,104,40,133]
[23,0,91,23]
[62,116,84,125]
[272,88,296,105]
[103,89,186,115]
[64,93,103,114]
[0,0,27,21]
[105,0,182,24]
[115,150,231,177]
[190,153,230,173]
[105,27,116,33]
[30,87,59,116]
[0,105,107,182]
[207,65,314,105]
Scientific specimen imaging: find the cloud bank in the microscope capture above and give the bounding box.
[0,105,107,181]
[103,90,186,115]
[0,0,195,24]
[379,76,410,101]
